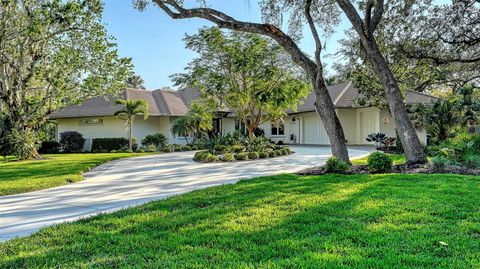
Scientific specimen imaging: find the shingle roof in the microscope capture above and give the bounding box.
[49,82,438,119]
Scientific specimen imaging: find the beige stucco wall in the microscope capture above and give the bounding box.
[337,108,357,144]
[56,116,168,146]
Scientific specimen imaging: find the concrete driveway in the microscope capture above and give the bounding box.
[0,146,370,242]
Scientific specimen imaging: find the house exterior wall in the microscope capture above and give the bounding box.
[56,116,169,149]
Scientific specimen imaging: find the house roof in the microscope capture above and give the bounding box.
[49,82,438,119]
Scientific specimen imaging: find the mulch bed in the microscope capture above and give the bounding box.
[297,164,480,176]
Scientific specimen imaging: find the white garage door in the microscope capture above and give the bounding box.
[303,116,330,144]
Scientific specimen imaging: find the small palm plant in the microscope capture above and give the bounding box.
[114,99,149,151]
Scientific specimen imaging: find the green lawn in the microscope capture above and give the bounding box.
[1,173,479,268]
[0,153,151,196]
[352,153,406,165]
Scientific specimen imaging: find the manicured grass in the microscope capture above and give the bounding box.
[0,153,151,196]
[352,153,406,165]
[1,173,479,267]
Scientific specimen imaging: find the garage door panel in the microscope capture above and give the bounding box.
[303,116,330,144]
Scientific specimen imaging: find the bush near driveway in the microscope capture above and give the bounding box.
[1,174,479,267]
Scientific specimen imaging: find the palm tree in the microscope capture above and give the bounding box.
[114,99,149,151]
[187,102,214,138]
[125,74,146,89]
[171,117,194,144]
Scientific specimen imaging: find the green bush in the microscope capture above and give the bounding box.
[274,150,283,156]
[136,149,145,153]
[161,146,173,153]
[191,145,199,150]
[268,151,277,157]
[141,133,167,149]
[235,152,249,161]
[281,148,290,155]
[206,154,219,162]
[193,151,210,162]
[60,131,85,153]
[181,145,192,151]
[110,150,117,153]
[145,144,158,152]
[38,141,61,154]
[247,152,259,160]
[464,154,480,169]
[174,146,182,152]
[259,152,269,158]
[221,152,235,162]
[232,145,244,153]
[431,156,449,171]
[91,137,137,152]
[368,152,393,173]
[325,157,350,174]
[214,144,227,153]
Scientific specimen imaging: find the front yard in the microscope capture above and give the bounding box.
[0,153,151,196]
[1,173,479,267]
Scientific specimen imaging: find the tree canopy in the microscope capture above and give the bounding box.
[0,0,132,159]
[172,27,309,136]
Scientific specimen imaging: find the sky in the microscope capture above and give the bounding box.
[102,1,352,90]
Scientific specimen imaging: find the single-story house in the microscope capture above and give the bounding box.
[49,81,437,150]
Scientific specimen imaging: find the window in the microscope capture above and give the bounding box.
[80,118,103,125]
[235,119,247,136]
[271,122,285,136]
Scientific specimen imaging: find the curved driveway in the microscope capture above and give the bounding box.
[0,146,370,241]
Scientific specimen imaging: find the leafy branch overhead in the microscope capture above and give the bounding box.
[171,27,309,136]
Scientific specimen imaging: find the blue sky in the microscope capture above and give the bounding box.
[102,1,353,90]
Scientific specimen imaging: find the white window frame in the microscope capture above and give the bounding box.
[79,118,103,125]
[271,122,285,136]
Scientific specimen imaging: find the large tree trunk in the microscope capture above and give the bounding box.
[311,76,351,164]
[362,41,427,164]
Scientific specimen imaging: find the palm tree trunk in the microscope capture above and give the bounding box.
[129,117,133,151]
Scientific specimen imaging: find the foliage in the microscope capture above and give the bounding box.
[429,132,480,168]
[0,152,149,196]
[366,133,387,148]
[114,99,149,151]
[325,157,350,174]
[431,156,449,171]
[141,133,167,149]
[247,152,260,160]
[91,138,137,152]
[125,74,146,89]
[5,129,39,160]
[352,154,406,166]
[38,141,61,154]
[368,152,393,173]
[244,136,270,153]
[268,151,277,158]
[59,131,85,153]
[259,152,269,159]
[410,86,479,142]
[3,173,480,267]
[171,117,194,144]
[172,27,309,136]
[234,152,249,161]
[0,0,132,159]
[221,153,235,162]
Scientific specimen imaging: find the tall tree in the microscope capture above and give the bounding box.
[0,0,132,159]
[172,27,309,137]
[114,99,149,151]
[135,0,353,163]
[126,74,146,89]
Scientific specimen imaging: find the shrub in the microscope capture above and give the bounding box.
[231,145,244,153]
[213,144,227,153]
[281,148,290,155]
[174,145,182,152]
[161,147,173,153]
[235,152,249,161]
[259,152,269,158]
[181,145,192,151]
[136,149,145,153]
[221,152,235,162]
[464,154,480,169]
[145,144,158,152]
[59,131,85,153]
[431,156,449,171]
[38,141,61,154]
[141,133,167,148]
[268,151,277,157]
[191,145,199,150]
[247,152,260,160]
[206,154,219,162]
[368,152,393,173]
[193,151,210,162]
[274,150,283,156]
[91,138,135,152]
[110,150,117,153]
[325,157,350,174]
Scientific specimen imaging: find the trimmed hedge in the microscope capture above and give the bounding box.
[368,152,393,173]
[234,152,248,161]
[91,138,137,152]
[38,141,61,154]
[59,131,85,153]
[247,152,259,160]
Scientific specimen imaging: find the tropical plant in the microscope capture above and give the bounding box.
[142,133,167,149]
[125,74,146,89]
[114,99,149,151]
[366,133,387,149]
[0,0,132,159]
[171,117,194,144]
